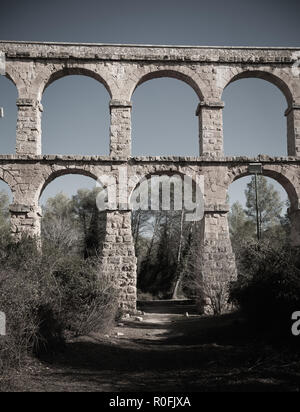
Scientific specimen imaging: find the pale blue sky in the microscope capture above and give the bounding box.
[0,0,298,210]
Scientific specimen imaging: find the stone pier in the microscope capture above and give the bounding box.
[0,41,300,312]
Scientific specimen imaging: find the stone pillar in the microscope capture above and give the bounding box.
[98,210,137,313]
[9,204,41,239]
[16,98,43,155]
[196,101,224,157]
[199,205,237,314]
[286,104,300,156]
[109,100,132,158]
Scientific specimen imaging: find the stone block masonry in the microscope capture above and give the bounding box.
[0,41,300,312]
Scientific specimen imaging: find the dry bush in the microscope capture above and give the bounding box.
[186,272,231,315]
[0,237,119,378]
[229,241,300,339]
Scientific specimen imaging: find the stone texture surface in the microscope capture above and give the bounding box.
[0,41,300,312]
[201,212,237,313]
[197,102,224,157]
[287,105,300,156]
[98,211,137,312]
[16,98,42,155]
[110,100,132,157]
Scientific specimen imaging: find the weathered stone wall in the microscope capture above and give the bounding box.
[286,105,300,156]
[197,102,224,157]
[0,41,300,312]
[201,209,237,314]
[98,211,137,312]
[110,101,132,157]
[16,98,42,155]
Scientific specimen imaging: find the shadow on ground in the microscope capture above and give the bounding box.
[7,303,300,392]
[137,299,198,315]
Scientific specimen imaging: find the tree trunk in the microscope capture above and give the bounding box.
[172,210,184,300]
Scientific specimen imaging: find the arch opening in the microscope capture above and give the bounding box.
[130,172,204,313]
[225,71,293,106]
[0,179,12,243]
[131,77,200,156]
[223,77,287,157]
[231,169,297,210]
[228,173,290,252]
[39,173,106,259]
[131,70,204,101]
[0,75,18,154]
[42,68,112,98]
[41,75,110,156]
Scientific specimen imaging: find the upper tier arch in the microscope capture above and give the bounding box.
[37,67,112,100]
[222,69,294,107]
[129,67,205,101]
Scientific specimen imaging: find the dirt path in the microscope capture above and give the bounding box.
[7,311,300,392]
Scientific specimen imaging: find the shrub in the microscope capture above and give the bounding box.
[0,237,119,374]
[229,241,300,339]
[51,255,119,336]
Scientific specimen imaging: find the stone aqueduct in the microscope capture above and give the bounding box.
[0,41,300,312]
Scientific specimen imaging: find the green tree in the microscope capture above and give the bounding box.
[228,177,288,252]
[245,176,284,232]
[229,201,249,236]
[42,192,72,219]
[0,190,11,247]
[0,190,10,226]
[71,187,106,258]
[42,192,78,251]
[228,201,256,251]
[42,188,106,257]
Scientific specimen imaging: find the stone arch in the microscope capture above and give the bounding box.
[0,71,19,155]
[221,69,293,157]
[40,70,111,156]
[129,69,202,156]
[128,168,203,212]
[1,73,18,91]
[3,62,24,98]
[37,167,108,256]
[0,167,17,202]
[129,168,204,302]
[227,166,298,210]
[129,67,205,101]
[223,69,293,107]
[37,168,99,204]
[38,67,112,100]
[0,175,13,200]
